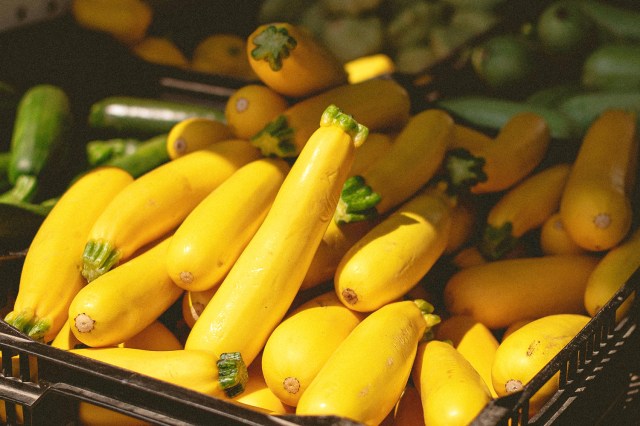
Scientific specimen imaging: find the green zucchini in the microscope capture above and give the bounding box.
[525,83,584,108]
[557,91,640,133]
[535,1,596,55]
[436,96,580,140]
[101,133,169,178]
[0,152,11,193]
[572,0,640,42]
[581,44,640,91]
[86,137,145,166]
[2,84,72,203]
[88,96,226,136]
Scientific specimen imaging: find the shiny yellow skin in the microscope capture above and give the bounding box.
[358,109,454,215]
[539,212,587,255]
[166,118,233,159]
[471,112,551,194]
[181,287,217,329]
[70,347,231,398]
[444,255,599,329]
[4,167,133,343]
[261,291,365,406]
[486,163,571,239]
[52,319,182,351]
[247,23,347,97]
[412,340,493,426]
[335,187,453,312]
[296,300,428,425]
[166,158,289,292]
[83,139,261,275]
[69,237,184,347]
[560,109,637,251]
[435,315,499,397]
[492,314,591,414]
[224,84,289,140]
[344,53,395,84]
[131,37,189,68]
[234,356,295,415]
[192,33,256,80]
[253,78,410,157]
[72,0,152,45]
[585,226,640,322]
[185,110,363,366]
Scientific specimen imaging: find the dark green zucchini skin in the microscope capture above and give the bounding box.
[8,84,72,186]
[102,133,170,178]
[88,96,226,136]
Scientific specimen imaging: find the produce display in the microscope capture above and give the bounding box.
[0,1,639,425]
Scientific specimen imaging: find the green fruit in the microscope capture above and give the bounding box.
[471,35,536,91]
[536,1,595,55]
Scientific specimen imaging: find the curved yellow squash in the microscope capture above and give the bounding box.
[296,300,438,425]
[184,105,367,366]
[4,167,133,342]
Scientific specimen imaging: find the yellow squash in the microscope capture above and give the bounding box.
[185,105,367,366]
[233,355,295,415]
[246,22,347,98]
[181,287,217,329]
[81,139,261,282]
[539,212,587,255]
[4,167,133,342]
[392,385,425,426]
[560,109,638,251]
[250,78,410,157]
[166,117,233,159]
[131,36,189,68]
[479,163,572,260]
[69,237,184,348]
[192,33,256,80]
[166,158,289,292]
[450,123,492,151]
[52,319,182,351]
[70,348,248,398]
[412,340,493,426]
[224,84,289,140]
[444,254,599,329]
[492,314,591,414]
[348,132,393,177]
[335,185,453,312]
[444,196,478,255]
[261,291,365,407]
[435,315,500,397]
[344,53,395,84]
[334,108,454,224]
[300,219,377,291]
[443,112,550,194]
[72,0,152,45]
[296,300,440,426]
[584,226,640,322]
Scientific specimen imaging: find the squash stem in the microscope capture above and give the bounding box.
[413,299,441,343]
[4,309,35,334]
[81,239,122,282]
[479,222,518,261]
[334,175,381,224]
[251,115,297,158]
[26,318,51,342]
[442,148,487,194]
[0,174,39,203]
[217,352,249,398]
[250,25,297,71]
